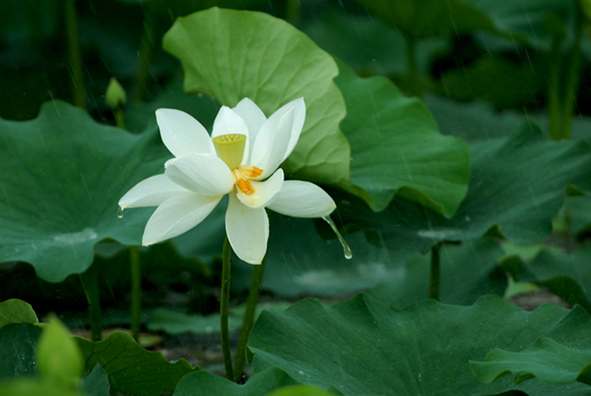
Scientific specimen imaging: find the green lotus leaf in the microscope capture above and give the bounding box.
[76,331,199,396]
[266,384,339,396]
[250,294,591,395]
[335,59,470,214]
[354,0,570,48]
[370,237,506,308]
[80,364,110,396]
[525,245,591,313]
[0,299,38,330]
[0,101,169,282]
[337,122,591,251]
[163,7,351,188]
[0,323,40,380]
[173,368,298,396]
[471,337,591,386]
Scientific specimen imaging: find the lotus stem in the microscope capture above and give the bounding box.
[221,236,235,380]
[233,258,266,382]
[428,243,441,301]
[130,245,141,342]
[79,265,102,341]
[64,0,85,108]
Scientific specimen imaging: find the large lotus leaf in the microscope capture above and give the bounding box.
[76,331,199,396]
[301,9,448,77]
[335,59,470,214]
[338,123,591,251]
[435,56,544,109]
[352,0,498,40]
[0,101,169,282]
[250,294,591,395]
[370,237,506,308]
[0,299,37,330]
[523,245,591,313]
[471,337,591,386]
[174,203,418,297]
[0,323,40,380]
[80,364,110,396]
[354,0,569,48]
[173,367,298,396]
[163,7,351,188]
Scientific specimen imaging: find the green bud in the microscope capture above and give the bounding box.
[36,314,84,390]
[105,77,127,109]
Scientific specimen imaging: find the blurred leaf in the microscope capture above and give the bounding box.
[524,245,591,313]
[0,378,84,396]
[76,331,199,396]
[558,195,591,234]
[36,315,84,389]
[267,384,339,396]
[250,294,591,395]
[336,59,470,215]
[369,237,506,308]
[471,337,591,386]
[79,364,110,396]
[173,367,298,396]
[0,101,169,282]
[437,57,544,108]
[301,10,448,77]
[0,299,38,330]
[163,7,352,190]
[0,323,40,380]
[353,0,498,40]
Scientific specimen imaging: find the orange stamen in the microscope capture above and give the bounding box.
[236,179,255,195]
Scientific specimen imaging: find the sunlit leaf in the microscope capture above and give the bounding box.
[250,294,591,395]
[0,299,38,330]
[0,101,169,282]
[76,331,199,396]
[471,337,591,386]
[163,7,351,188]
[335,60,470,214]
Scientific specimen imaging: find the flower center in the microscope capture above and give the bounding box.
[213,133,263,195]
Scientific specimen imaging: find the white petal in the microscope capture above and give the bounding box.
[142,193,221,246]
[164,153,234,196]
[250,107,294,179]
[280,98,306,162]
[232,98,267,144]
[236,168,284,208]
[226,193,268,264]
[267,180,336,218]
[156,109,215,157]
[118,174,189,209]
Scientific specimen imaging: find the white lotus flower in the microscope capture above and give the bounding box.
[118,97,336,264]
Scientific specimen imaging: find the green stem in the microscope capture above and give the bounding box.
[220,237,235,380]
[133,2,157,102]
[428,243,441,301]
[547,35,563,141]
[64,0,85,108]
[79,265,102,341]
[233,258,266,382]
[559,10,583,140]
[114,107,125,130]
[130,245,141,342]
[405,36,421,98]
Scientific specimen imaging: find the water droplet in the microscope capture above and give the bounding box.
[298,370,304,375]
[117,206,124,218]
[322,216,353,259]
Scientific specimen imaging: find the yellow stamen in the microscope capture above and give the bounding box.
[232,165,263,195]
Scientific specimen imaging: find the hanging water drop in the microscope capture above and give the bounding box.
[322,216,353,259]
[117,206,124,218]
